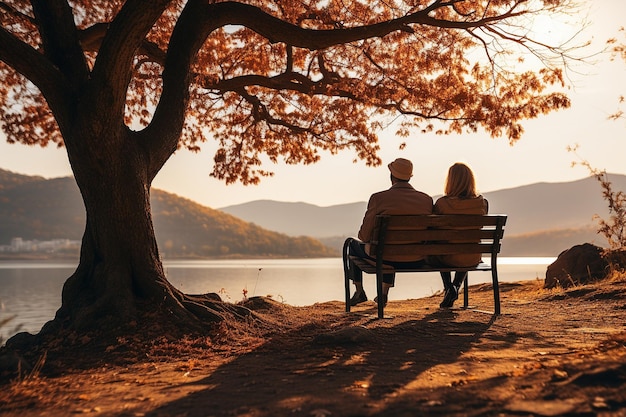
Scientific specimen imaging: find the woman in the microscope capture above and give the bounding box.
[433,162,488,308]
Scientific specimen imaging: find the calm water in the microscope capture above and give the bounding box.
[0,257,554,340]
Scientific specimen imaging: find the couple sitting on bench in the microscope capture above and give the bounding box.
[344,158,488,309]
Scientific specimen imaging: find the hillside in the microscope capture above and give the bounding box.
[0,169,335,259]
[150,191,335,258]
[220,174,626,256]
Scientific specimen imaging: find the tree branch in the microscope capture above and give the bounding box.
[236,87,311,134]
[30,0,90,86]
[89,0,170,125]
[0,26,73,132]
[144,0,216,177]
[78,22,109,53]
[79,22,167,65]
[204,1,526,50]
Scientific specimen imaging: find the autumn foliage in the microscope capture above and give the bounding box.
[1,1,575,184]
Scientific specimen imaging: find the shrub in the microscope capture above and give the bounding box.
[569,145,626,250]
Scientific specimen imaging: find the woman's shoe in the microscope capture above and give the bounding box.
[349,290,368,306]
[440,285,459,308]
[374,294,388,307]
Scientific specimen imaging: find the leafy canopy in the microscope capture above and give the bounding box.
[0,0,578,184]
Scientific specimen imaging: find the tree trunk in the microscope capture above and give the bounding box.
[43,129,249,336]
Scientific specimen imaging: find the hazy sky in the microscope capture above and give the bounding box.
[1,1,625,209]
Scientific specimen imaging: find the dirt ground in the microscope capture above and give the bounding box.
[1,275,626,417]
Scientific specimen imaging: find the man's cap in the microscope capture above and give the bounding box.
[388,158,413,180]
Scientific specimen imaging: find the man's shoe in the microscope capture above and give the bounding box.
[349,290,368,306]
[374,294,388,307]
[440,285,459,309]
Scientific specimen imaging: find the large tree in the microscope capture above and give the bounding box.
[0,0,577,336]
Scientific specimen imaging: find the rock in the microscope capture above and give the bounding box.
[239,296,283,311]
[188,292,222,302]
[545,243,609,289]
[4,331,38,350]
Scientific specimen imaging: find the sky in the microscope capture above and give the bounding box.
[0,1,625,209]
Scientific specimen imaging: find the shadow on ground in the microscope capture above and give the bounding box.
[144,306,500,417]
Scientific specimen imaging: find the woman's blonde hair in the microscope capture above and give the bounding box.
[444,163,478,198]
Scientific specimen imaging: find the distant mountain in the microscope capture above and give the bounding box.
[219,200,367,238]
[483,174,626,236]
[0,169,45,190]
[0,168,335,259]
[220,174,626,256]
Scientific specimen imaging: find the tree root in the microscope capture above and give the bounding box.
[177,292,258,322]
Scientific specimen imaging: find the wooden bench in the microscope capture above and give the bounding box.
[343,214,507,318]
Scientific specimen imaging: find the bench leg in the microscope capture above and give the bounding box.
[376,271,384,319]
[343,239,351,312]
[492,268,501,315]
[463,274,469,308]
[344,272,351,313]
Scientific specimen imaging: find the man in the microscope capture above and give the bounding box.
[344,158,433,306]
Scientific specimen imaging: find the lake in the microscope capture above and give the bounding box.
[0,257,554,340]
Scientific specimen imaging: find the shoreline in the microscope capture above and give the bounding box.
[2,260,557,341]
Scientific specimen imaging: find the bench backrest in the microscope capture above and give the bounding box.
[369,214,507,259]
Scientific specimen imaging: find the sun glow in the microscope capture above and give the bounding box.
[527,14,583,47]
